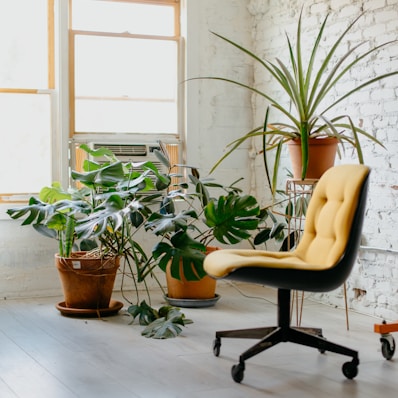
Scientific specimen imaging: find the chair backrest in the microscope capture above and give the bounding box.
[294,164,370,270]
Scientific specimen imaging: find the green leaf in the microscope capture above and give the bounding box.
[295,195,310,217]
[79,144,116,159]
[145,210,197,235]
[189,175,210,207]
[142,159,171,189]
[151,231,206,281]
[153,148,171,169]
[39,182,71,203]
[130,211,144,227]
[285,200,294,222]
[32,224,57,239]
[71,161,125,189]
[140,306,193,339]
[253,228,271,245]
[7,197,60,227]
[128,301,159,326]
[79,238,98,252]
[280,230,299,251]
[204,194,259,244]
[270,222,285,239]
[160,196,175,214]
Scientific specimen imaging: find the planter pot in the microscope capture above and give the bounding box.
[287,137,338,179]
[55,252,120,310]
[166,272,217,300]
[165,247,219,301]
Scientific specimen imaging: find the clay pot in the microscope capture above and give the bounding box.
[55,252,119,309]
[165,247,219,300]
[287,137,338,179]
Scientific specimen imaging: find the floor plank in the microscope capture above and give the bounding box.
[0,283,395,397]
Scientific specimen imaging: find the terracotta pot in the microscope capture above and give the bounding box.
[166,247,219,300]
[55,252,120,309]
[287,137,338,179]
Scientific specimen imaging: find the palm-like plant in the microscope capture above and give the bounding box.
[196,12,398,193]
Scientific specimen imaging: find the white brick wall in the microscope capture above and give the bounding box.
[185,0,254,192]
[186,1,398,320]
[245,0,398,319]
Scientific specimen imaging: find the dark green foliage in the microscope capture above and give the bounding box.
[128,301,193,339]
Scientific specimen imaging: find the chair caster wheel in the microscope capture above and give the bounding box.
[213,338,221,357]
[342,359,359,379]
[380,335,395,360]
[231,362,245,383]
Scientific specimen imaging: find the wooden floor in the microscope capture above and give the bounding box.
[0,282,396,398]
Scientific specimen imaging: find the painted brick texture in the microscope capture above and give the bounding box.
[246,0,398,319]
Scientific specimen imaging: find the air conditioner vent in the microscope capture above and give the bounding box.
[92,143,154,157]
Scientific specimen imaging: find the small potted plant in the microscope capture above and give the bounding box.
[194,11,398,194]
[7,145,157,315]
[142,144,261,306]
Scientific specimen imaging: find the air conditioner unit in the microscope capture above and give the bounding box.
[87,142,173,191]
[89,142,162,163]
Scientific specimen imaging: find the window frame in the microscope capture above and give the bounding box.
[0,0,182,208]
[68,0,182,143]
[0,0,55,204]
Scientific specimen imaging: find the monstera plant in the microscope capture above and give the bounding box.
[142,144,261,302]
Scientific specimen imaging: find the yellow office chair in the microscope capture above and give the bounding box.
[204,164,370,382]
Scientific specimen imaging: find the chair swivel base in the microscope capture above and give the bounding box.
[212,289,359,383]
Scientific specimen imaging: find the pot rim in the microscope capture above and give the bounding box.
[288,137,339,146]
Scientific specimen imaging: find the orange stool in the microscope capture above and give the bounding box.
[374,320,397,359]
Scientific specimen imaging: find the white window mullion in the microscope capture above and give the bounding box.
[54,0,70,188]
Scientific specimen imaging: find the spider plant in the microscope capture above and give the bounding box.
[194,11,398,194]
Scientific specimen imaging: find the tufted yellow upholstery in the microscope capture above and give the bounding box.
[204,164,370,279]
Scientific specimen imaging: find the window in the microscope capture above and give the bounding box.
[0,0,181,205]
[70,0,181,138]
[0,0,54,201]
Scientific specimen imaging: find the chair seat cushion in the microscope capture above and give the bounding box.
[204,249,320,279]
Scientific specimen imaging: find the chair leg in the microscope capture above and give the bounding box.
[238,327,284,362]
[213,327,278,357]
[288,327,359,360]
[216,326,278,340]
[294,326,323,337]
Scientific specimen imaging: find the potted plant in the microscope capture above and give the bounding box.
[6,145,158,314]
[141,144,261,306]
[6,145,198,337]
[194,11,398,194]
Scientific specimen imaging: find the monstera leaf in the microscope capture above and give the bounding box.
[204,194,260,244]
[141,306,193,339]
[145,209,198,235]
[71,161,125,189]
[152,230,206,281]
